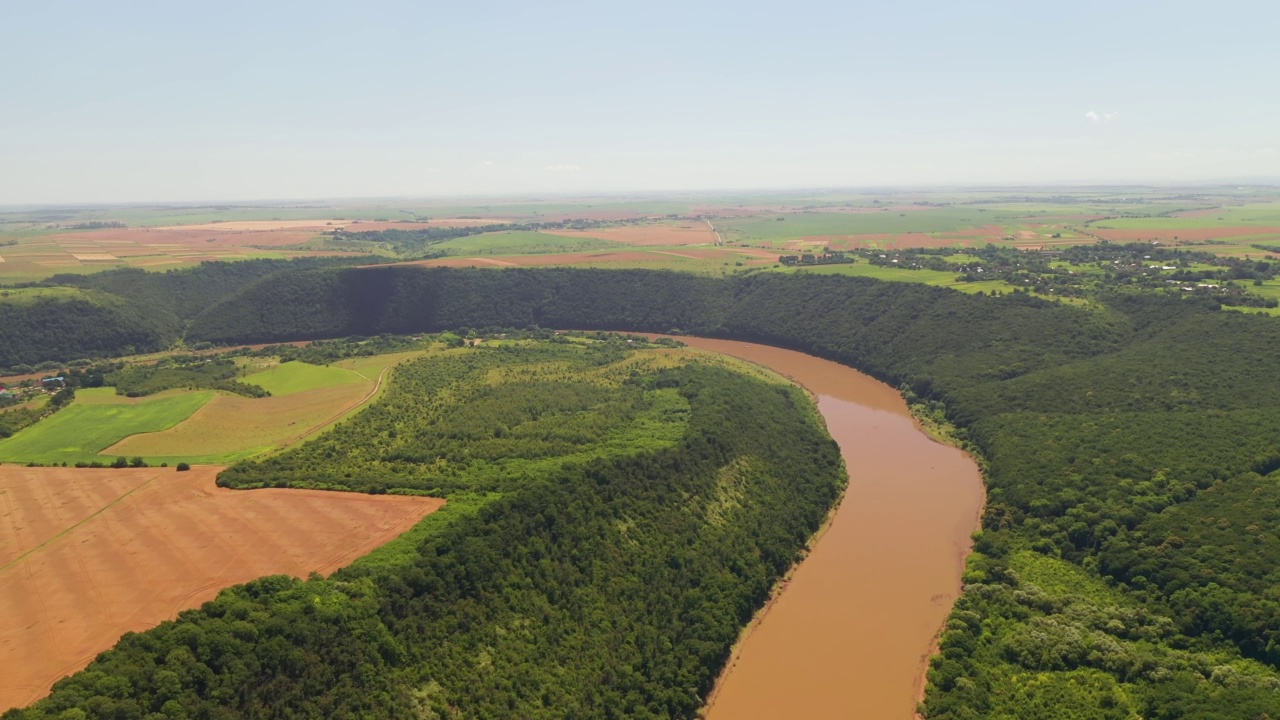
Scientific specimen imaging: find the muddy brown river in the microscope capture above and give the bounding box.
[681,338,986,720]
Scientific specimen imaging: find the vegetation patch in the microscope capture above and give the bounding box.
[14,339,846,720]
[0,389,212,464]
[243,361,364,395]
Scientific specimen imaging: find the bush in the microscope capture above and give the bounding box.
[176,462,191,472]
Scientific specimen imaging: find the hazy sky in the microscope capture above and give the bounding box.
[3,0,1277,203]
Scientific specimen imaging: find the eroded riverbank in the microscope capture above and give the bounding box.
[682,338,985,720]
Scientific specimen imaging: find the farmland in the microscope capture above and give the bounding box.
[0,388,214,465]
[0,465,443,712]
[242,360,365,395]
[12,269,1280,716]
[6,188,1280,285]
[105,352,414,463]
[0,347,415,466]
[12,339,847,719]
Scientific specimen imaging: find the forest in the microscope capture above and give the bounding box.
[8,340,845,719]
[5,261,1280,716]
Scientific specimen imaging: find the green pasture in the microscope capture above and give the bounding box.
[0,388,213,464]
[244,361,365,395]
[776,261,1017,294]
[432,230,620,256]
[0,286,104,304]
[717,210,989,243]
[1092,203,1280,231]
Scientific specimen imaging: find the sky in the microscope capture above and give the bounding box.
[2,0,1278,204]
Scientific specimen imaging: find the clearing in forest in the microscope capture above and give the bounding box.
[242,360,366,395]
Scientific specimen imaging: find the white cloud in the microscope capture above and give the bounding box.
[1085,110,1118,124]
[543,164,582,171]
[1261,147,1277,157]
[478,160,495,166]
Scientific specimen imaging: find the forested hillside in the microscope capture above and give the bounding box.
[7,263,1280,716]
[0,258,362,369]
[9,341,844,719]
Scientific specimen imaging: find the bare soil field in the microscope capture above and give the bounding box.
[0,465,443,712]
[554,222,718,246]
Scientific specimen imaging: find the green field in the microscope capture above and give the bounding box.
[432,230,621,256]
[779,261,1019,294]
[0,388,213,464]
[244,361,365,395]
[0,287,106,304]
[717,210,989,243]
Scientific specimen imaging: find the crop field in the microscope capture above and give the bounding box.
[717,210,991,243]
[404,247,777,275]
[779,262,1018,294]
[103,382,374,464]
[430,230,621,255]
[551,220,719,246]
[0,389,213,464]
[106,353,417,464]
[243,360,365,395]
[0,354,416,465]
[0,221,367,282]
[0,465,444,713]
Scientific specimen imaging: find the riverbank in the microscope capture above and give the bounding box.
[675,338,986,720]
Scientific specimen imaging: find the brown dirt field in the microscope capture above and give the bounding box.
[1091,226,1280,241]
[554,222,717,246]
[0,465,443,712]
[104,381,373,458]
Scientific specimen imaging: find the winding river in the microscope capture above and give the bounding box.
[682,338,985,719]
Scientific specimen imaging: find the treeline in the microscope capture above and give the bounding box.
[0,387,73,439]
[106,357,269,398]
[10,343,844,719]
[0,257,367,369]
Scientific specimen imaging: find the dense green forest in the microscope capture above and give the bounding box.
[0,258,362,369]
[7,261,1280,716]
[8,341,844,719]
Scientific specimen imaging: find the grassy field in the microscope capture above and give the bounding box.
[0,287,106,305]
[244,361,366,395]
[86,352,420,465]
[777,262,1018,294]
[0,353,422,466]
[104,382,374,464]
[717,210,989,243]
[432,230,620,256]
[0,388,213,464]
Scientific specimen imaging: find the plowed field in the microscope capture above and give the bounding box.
[0,466,443,712]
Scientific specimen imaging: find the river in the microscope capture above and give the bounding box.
[679,338,986,719]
